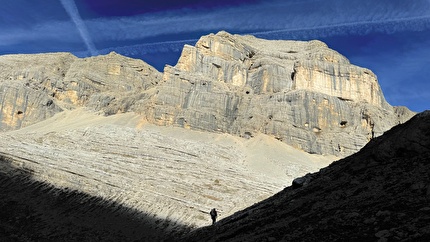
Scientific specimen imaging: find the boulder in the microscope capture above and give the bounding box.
[292,173,315,189]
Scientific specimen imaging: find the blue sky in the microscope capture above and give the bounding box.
[1,0,429,112]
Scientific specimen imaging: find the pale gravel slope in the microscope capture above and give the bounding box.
[0,108,335,229]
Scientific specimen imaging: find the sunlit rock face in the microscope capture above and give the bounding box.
[0,52,162,130]
[0,31,414,156]
[144,31,414,156]
[0,53,72,131]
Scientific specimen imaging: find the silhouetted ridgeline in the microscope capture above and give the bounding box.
[182,111,430,241]
[0,155,191,241]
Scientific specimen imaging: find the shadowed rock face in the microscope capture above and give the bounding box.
[182,111,430,241]
[0,31,414,156]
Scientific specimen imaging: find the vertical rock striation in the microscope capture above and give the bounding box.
[0,31,415,156]
[0,53,73,131]
[142,31,414,156]
[0,52,162,130]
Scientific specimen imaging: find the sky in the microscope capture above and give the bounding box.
[1,0,429,112]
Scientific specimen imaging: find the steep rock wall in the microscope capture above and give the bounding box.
[0,52,162,130]
[142,31,414,156]
[0,53,73,130]
[0,31,415,156]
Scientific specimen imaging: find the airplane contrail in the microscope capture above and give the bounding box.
[60,0,98,56]
[92,14,430,57]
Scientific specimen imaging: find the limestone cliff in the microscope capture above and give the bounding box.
[0,52,162,130]
[0,31,415,156]
[141,31,414,156]
[0,53,71,130]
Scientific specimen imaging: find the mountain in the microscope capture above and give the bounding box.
[182,110,430,241]
[154,31,414,156]
[0,31,414,156]
[0,31,420,240]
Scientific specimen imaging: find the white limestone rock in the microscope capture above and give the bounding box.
[141,31,414,156]
[0,31,415,156]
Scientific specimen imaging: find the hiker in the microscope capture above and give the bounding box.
[210,208,218,225]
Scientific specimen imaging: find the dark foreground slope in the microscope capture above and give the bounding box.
[0,156,190,241]
[183,111,430,242]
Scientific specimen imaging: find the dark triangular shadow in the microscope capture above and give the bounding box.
[0,155,191,241]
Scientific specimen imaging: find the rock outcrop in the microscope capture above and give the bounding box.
[183,110,430,241]
[0,53,72,130]
[0,52,161,130]
[0,31,415,156]
[142,31,415,156]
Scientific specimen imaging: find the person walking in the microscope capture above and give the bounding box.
[210,208,218,225]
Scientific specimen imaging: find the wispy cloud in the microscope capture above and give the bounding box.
[0,20,82,54]
[1,0,428,111]
[60,0,98,55]
[69,0,427,59]
[3,0,429,55]
[84,0,430,43]
[99,39,197,55]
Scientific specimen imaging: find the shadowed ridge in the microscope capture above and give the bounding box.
[182,110,430,241]
[0,155,191,241]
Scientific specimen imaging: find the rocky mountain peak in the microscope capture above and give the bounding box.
[0,31,415,156]
[149,31,414,156]
[175,31,383,106]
